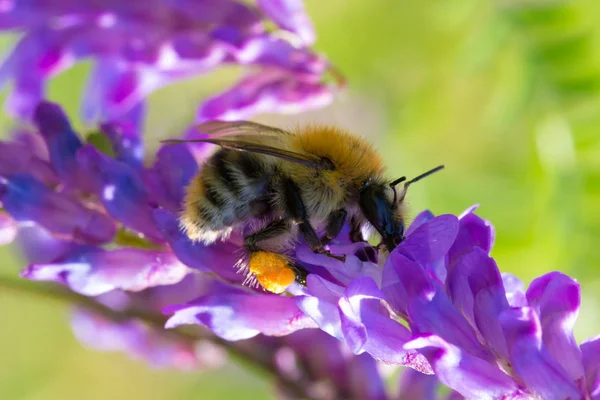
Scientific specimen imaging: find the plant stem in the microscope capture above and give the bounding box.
[0,276,318,400]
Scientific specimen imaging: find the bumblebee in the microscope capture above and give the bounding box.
[165,121,443,293]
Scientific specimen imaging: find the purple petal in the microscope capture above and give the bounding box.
[81,59,126,123]
[339,278,425,368]
[296,275,344,340]
[102,69,163,119]
[82,57,149,129]
[33,101,92,190]
[397,214,459,267]
[382,252,493,362]
[405,210,435,237]
[382,251,434,316]
[499,307,581,399]
[301,275,430,371]
[99,122,144,169]
[144,144,199,212]
[0,211,17,245]
[165,281,317,340]
[346,353,388,400]
[130,273,211,313]
[76,145,163,243]
[404,334,518,399]
[446,248,509,360]
[581,335,600,398]
[14,224,73,264]
[12,130,50,161]
[82,60,155,124]
[526,272,584,384]
[444,392,466,400]
[256,0,316,45]
[338,278,388,354]
[502,273,527,307]
[0,36,47,119]
[22,247,189,296]
[197,70,334,122]
[446,206,494,272]
[71,308,221,370]
[296,244,382,286]
[397,369,439,400]
[232,35,326,75]
[0,139,57,185]
[152,209,244,283]
[0,174,116,245]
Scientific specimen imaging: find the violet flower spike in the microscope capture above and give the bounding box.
[0,0,339,126]
[2,100,600,399]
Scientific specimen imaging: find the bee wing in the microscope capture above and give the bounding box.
[197,121,291,138]
[163,121,334,171]
[164,137,334,170]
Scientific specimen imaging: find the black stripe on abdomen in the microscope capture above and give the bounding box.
[237,152,265,180]
[202,175,227,209]
[213,150,244,197]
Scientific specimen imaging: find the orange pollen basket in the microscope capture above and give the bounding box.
[248,251,296,294]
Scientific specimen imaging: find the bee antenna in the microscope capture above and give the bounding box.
[406,165,445,187]
[389,176,407,188]
[394,165,445,203]
[389,176,406,204]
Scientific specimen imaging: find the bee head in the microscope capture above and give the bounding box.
[359,165,445,252]
[358,181,405,252]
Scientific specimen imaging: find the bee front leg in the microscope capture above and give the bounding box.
[320,209,347,245]
[282,178,346,262]
[349,215,365,243]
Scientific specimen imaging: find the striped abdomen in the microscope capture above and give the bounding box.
[181,149,276,243]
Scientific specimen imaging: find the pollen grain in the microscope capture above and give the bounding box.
[249,251,295,294]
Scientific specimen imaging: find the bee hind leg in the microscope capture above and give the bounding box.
[244,219,307,293]
[244,219,290,252]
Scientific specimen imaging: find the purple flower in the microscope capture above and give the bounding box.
[21,246,190,296]
[273,329,389,400]
[388,208,599,399]
[0,211,17,245]
[0,0,339,125]
[165,279,318,341]
[3,101,600,399]
[70,273,228,370]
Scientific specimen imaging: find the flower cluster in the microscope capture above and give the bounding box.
[0,0,340,125]
[1,101,599,399]
[2,1,600,399]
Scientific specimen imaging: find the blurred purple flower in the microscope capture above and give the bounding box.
[0,0,339,125]
[70,273,228,370]
[21,246,190,296]
[2,101,599,399]
[0,211,17,245]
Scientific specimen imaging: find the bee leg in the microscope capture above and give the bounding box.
[290,263,309,286]
[320,209,347,245]
[244,219,290,252]
[301,223,346,262]
[282,178,346,262]
[244,219,304,293]
[349,215,365,243]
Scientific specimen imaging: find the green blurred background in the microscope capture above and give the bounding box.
[2,0,600,398]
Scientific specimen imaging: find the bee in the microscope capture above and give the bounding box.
[164,121,443,293]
